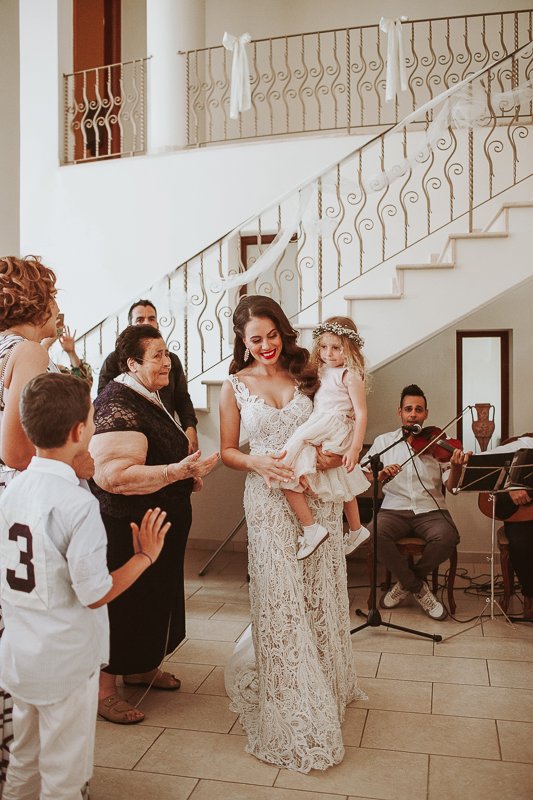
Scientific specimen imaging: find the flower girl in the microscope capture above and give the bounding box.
[279,316,370,559]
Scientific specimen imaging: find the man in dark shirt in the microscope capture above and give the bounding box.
[98,299,198,453]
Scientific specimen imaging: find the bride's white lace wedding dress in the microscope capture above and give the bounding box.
[224,376,367,773]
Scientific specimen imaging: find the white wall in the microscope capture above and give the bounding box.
[204,0,533,46]
[367,276,533,558]
[19,1,371,334]
[122,0,147,61]
[19,0,532,337]
[0,0,20,256]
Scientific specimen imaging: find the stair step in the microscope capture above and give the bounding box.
[345,292,402,301]
[449,231,508,240]
[397,262,455,270]
[484,201,533,232]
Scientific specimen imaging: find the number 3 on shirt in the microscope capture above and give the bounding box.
[7,523,36,594]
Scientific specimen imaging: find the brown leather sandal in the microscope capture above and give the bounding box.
[97,693,145,724]
[123,670,181,691]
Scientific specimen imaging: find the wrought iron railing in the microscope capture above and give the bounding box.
[78,44,533,390]
[63,57,148,164]
[186,10,532,146]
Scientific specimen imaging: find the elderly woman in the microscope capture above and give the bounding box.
[91,324,218,724]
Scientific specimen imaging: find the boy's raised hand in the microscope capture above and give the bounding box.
[131,507,171,565]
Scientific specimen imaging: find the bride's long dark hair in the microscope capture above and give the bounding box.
[230,295,319,397]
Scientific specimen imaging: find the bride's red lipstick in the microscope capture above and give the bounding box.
[260,348,277,360]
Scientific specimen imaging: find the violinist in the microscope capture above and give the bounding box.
[365,384,460,621]
[447,433,533,620]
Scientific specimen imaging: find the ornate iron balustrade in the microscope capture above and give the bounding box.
[186,10,532,146]
[78,44,533,390]
[63,58,148,164]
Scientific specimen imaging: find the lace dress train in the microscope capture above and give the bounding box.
[224,378,366,773]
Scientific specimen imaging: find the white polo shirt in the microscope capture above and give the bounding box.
[0,457,112,705]
[366,428,448,513]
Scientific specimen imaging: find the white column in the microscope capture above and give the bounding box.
[146,0,205,151]
[0,0,20,254]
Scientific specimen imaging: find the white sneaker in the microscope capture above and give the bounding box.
[343,526,370,556]
[297,524,329,560]
[413,581,447,620]
[380,581,410,609]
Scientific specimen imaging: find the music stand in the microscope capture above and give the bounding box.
[444,452,516,640]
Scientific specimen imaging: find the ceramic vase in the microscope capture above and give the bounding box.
[471,403,495,451]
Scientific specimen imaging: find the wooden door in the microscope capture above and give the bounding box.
[72,0,121,161]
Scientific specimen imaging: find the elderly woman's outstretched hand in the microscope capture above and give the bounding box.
[169,450,219,482]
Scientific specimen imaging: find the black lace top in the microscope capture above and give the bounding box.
[90,381,193,519]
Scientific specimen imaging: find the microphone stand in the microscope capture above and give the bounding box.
[351,429,442,642]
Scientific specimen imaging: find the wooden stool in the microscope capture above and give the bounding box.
[497,526,515,612]
[367,536,457,614]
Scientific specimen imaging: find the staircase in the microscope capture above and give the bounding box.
[296,200,533,368]
[74,42,533,545]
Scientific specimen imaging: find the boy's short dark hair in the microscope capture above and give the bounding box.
[400,384,427,408]
[127,299,157,324]
[20,373,92,449]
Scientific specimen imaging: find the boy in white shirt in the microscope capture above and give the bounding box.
[0,372,170,800]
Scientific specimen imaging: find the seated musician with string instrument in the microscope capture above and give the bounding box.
[447,433,533,621]
[364,384,461,621]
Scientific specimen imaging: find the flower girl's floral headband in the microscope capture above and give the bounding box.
[312,322,364,348]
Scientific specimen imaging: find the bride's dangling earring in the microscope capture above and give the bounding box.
[243,347,250,363]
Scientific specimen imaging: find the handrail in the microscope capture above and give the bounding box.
[186,9,532,145]
[78,42,533,388]
[63,57,148,164]
[187,9,530,53]
[65,55,152,78]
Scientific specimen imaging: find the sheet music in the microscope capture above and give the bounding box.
[454,452,514,493]
[506,448,533,491]
[454,448,533,494]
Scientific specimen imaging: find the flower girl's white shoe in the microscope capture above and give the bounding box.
[343,526,370,556]
[296,523,329,560]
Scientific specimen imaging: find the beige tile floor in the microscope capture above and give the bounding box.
[91,551,533,800]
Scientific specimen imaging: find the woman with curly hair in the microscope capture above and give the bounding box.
[220,296,366,774]
[0,256,61,795]
[0,256,92,794]
[0,256,61,471]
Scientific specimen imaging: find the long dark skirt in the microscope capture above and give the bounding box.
[102,499,192,675]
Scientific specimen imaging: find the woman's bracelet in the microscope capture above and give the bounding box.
[136,551,153,566]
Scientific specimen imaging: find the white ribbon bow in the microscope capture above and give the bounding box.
[222,31,252,119]
[380,16,408,103]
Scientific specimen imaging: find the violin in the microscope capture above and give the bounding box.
[407,426,463,463]
[382,425,464,484]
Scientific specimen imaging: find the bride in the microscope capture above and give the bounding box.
[219,295,366,773]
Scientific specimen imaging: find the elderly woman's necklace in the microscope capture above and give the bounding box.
[115,372,186,436]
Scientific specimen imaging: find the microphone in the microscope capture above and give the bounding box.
[402,423,422,434]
